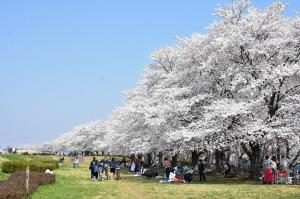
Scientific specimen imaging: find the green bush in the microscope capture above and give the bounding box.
[0,154,56,162]
[1,161,58,173]
[178,160,193,167]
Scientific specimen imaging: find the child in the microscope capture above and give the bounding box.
[115,167,121,180]
[97,161,104,181]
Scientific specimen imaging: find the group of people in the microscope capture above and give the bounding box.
[262,155,288,171]
[262,155,289,183]
[89,157,120,181]
[72,154,293,184]
[162,158,207,183]
[129,155,143,174]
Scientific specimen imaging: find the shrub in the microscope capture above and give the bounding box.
[0,154,56,162]
[178,160,193,167]
[0,171,55,199]
[1,161,59,173]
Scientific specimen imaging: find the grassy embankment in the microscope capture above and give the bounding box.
[0,154,55,181]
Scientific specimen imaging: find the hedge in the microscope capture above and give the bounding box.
[0,171,55,199]
[1,161,58,173]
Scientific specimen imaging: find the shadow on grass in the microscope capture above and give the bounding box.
[120,170,262,186]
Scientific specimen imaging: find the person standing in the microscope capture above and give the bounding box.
[73,157,79,168]
[110,158,117,180]
[262,155,274,183]
[163,158,172,179]
[198,159,206,182]
[271,156,277,179]
[130,156,136,174]
[262,156,272,170]
[97,160,104,181]
[280,155,289,171]
[89,157,97,179]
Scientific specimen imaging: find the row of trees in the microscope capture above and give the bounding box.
[43,0,300,178]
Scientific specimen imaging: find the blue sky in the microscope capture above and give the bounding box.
[0,0,299,147]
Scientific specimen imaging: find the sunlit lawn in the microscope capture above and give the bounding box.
[27,157,300,199]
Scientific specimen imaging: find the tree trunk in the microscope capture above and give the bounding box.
[243,142,261,179]
[215,150,225,172]
[172,154,178,166]
[191,150,199,167]
[146,153,152,166]
[285,139,290,159]
[158,152,163,166]
[276,146,281,163]
[276,138,281,162]
[137,154,143,160]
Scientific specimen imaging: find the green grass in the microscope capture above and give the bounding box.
[0,154,55,162]
[0,170,9,181]
[0,155,9,181]
[27,158,300,199]
[0,154,57,181]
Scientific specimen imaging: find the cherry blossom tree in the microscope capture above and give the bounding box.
[44,1,300,178]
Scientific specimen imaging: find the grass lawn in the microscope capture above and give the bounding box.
[0,170,9,181]
[27,157,300,199]
[0,155,9,181]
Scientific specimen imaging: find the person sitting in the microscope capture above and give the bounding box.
[168,171,176,182]
[143,165,158,178]
[184,171,193,183]
[175,162,184,173]
[183,165,190,173]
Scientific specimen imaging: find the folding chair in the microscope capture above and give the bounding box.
[276,170,288,184]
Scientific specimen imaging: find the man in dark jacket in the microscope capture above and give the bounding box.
[89,157,97,179]
[198,159,206,182]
